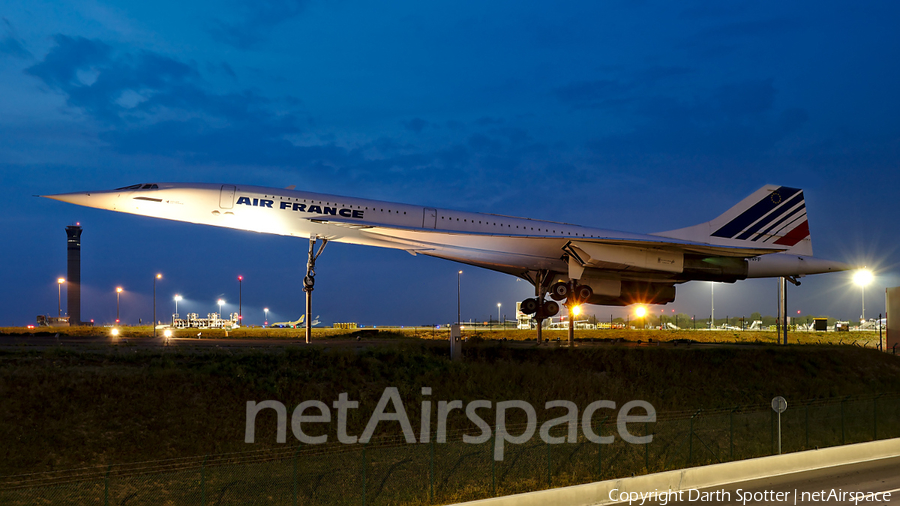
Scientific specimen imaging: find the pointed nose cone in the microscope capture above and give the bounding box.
[42,191,117,211]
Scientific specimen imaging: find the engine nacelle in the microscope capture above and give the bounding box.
[679,255,748,282]
[585,281,676,306]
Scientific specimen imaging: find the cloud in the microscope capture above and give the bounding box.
[585,79,808,162]
[22,34,553,209]
[0,18,31,59]
[25,35,318,167]
[210,0,310,49]
[402,117,429,133]
[553,79,628,109]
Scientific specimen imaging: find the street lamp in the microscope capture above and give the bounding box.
[218,299,225,324]
[57,278,65,317]
[264,307,269,327]
[853,269,874,322]
[153,274,162,338]
[238,275,243,324]
[457,270,462,325]
[497,303,501,330]
[116,287,123,323]
[174,294,182,321]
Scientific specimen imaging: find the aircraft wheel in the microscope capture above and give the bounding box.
[549,282,569,301]
[543,300,560,317]
[575,285,593,302]
[520,298,539,315]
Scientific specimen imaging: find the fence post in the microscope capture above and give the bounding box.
[840,398,846,445]
[104,464,111,506]
[597,422,602,480]
[490,433,496,497]
[597,415,609,480]
[770,409,775,454]
[293,445,300,506]
[546,437,551,488]
[873,395,882,441]
[362,444,367,506]
[805,404,809,449]
[729,407,736,462]
[644,421,649,472]
[689,410,700,466]
[201,455,208,506]
[430,433,435,503]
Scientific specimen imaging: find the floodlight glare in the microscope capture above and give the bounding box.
[635,306,647,318]
[852,269,873,287]
[573,305,582,316]
[164,329,172,338]
[111,328,119,337]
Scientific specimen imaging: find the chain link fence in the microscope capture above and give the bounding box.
[3,394,899,505]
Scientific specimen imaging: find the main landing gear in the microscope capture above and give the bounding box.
[520,275,593,345]
[304,237,328,344]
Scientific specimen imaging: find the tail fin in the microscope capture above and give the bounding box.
[655,185,812,256]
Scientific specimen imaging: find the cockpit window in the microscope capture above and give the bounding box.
[114,183,158,190]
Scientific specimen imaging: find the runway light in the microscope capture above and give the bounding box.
[164,329,172,338]
[853,269,873,286]
[111,328,119,337]
[635,306,647,318]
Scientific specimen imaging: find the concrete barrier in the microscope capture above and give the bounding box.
[456,437,900,506]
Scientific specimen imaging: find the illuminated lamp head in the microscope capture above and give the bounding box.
[852,269,873,287]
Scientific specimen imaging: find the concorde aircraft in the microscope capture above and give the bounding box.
[44,183,849,319]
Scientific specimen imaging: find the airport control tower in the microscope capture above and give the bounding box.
[66,224,83,326]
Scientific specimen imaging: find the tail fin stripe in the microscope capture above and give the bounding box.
[773,220,810,246]
[736,192,805,240]
[752,203,806,242]
[767,212,808,242]
[711,186,802,239]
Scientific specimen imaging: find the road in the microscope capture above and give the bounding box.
[608,456,900,505]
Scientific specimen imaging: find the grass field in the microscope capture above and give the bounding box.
[0,325,886,348]
[1,336,899,478]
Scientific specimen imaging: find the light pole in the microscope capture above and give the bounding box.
[57,278,65,317]
[853,269,874,323]
[264,307,269,327]
[174,294,182,323]
[238,275,243,325]
[497,303,501,330]
[153,274,162,338]
[635,306,647,330]
[218,299,225,326]
[116,287,123,324]
[457,270,462,325]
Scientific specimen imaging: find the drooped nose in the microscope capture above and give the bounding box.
[42,191,119,211]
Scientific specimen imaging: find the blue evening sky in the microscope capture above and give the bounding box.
[1,1,897,327]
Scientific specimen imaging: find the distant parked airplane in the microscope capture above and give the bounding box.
[44,183,849,321]
[269,315,319,328]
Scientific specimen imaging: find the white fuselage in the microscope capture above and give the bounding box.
[46,183,849,290]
